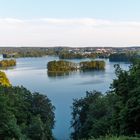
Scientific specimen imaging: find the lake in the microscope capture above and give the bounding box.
[3,56,130,140]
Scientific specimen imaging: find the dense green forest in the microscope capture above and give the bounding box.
[47,60,105,72]
[71,59,140,140]
[0,47,139,61]
[0,59,16,68]
[59,52,97,59]
[59,52,84,59]
[1,48,50,58]
[59,52,110,59]
[0,47,67,58]
[109,53,137,62]
[90,136,140,140]
[0,72,55,140]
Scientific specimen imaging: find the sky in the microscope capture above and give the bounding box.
[0,0,140,47]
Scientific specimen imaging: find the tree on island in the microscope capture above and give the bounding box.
[80,61,105,70]
[0,59,16,68]
[47,60,105,73]
[47,60,78,72]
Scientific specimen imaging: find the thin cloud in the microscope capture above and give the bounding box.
[0,18,140,27]
[0,18,140,47]
[39,18,111,26]
[0,18,24,24]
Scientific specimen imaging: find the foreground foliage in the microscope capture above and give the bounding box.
[0,85,55,140]
[89,136,140,140]
[0,71,11,86]
[71,59,140,139]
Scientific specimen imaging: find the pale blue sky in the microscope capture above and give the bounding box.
[0,0,140,21]
[0,0,140,47]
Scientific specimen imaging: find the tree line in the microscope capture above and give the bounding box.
[59,52,99,59]
[0,71,55,140]
[71,59,140,139]
[109,52,139,62]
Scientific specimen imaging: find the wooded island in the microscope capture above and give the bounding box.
[0,59,16,68]
[47,60,105,72]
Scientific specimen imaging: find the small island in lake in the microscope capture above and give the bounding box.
[47,60,78,72]
[0,59,16,68]
[47,60,105,73]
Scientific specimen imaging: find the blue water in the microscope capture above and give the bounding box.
[3,56,130,140]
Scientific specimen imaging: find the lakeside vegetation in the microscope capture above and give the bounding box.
[1,48,50,58]
[0,71,11,86]
[47,60,105,73]
[89,136,140,140]
[59,52,97,59]
[0,72,55,140]
[0,47,140,62]
[0,59,16,68]
[71,59,140,140]
[59,52,84,59]
[109,53,138,62]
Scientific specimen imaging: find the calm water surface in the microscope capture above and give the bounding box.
[3,56,130,140]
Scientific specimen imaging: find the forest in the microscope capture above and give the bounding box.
[59,52,98,59]
[71,59,140,140]
[0,47,139,62]
[0,71,55,140]
[1,47,50,58]
[109,52,138,62]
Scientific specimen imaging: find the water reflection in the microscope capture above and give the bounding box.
[47,71,77,78]
[79,69,105,75]
[0,66,16,70]
[47,69,105,78]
